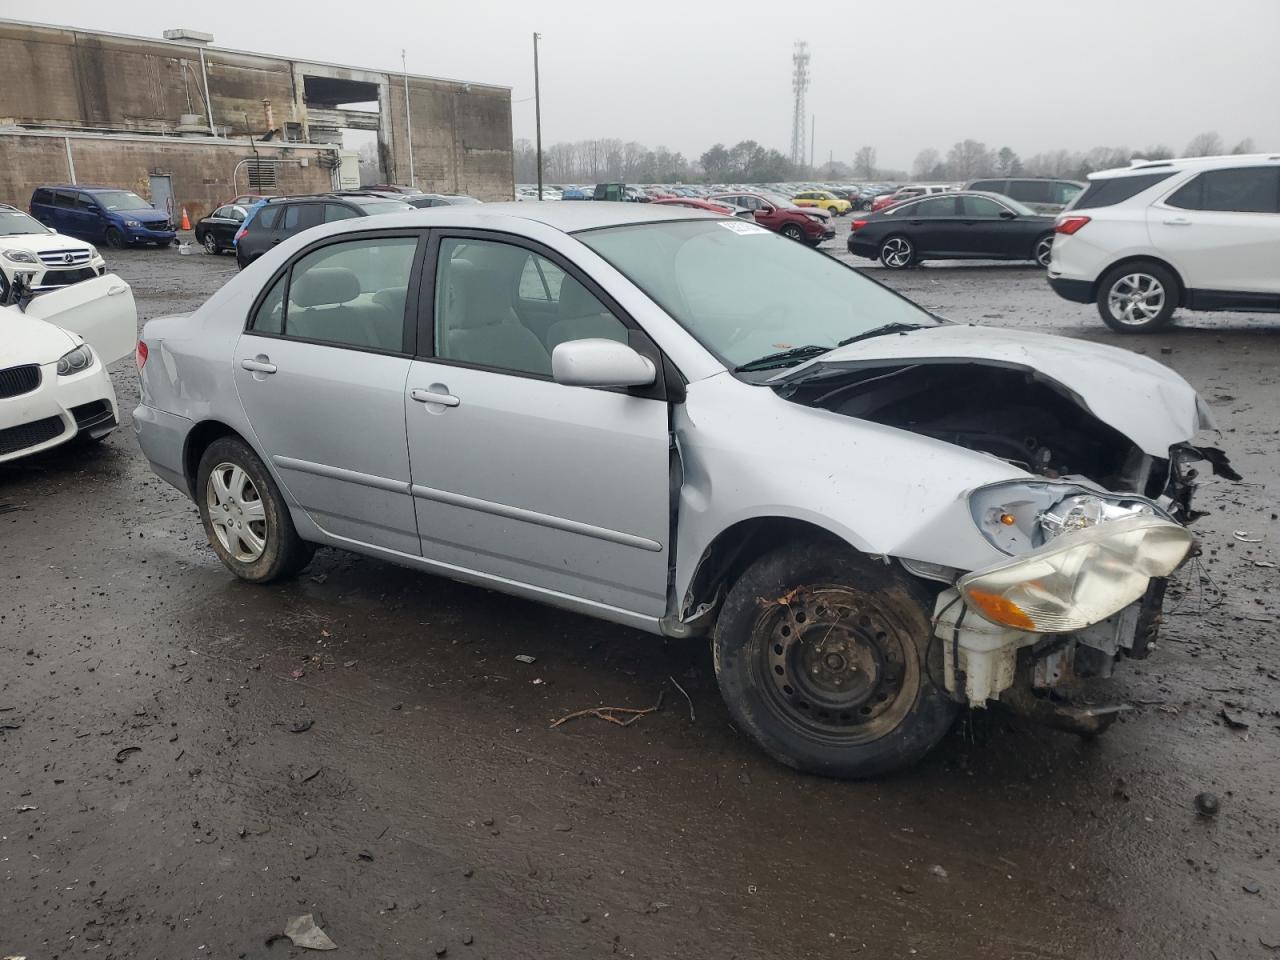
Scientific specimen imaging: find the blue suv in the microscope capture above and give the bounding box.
[29,185,177,248]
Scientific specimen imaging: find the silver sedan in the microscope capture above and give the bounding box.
[134,202,1228,778]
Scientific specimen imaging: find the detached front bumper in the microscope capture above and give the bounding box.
[930,516,1194,705]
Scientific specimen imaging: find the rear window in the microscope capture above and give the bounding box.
[1070,172,1175,210]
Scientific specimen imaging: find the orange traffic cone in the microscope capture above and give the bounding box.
[180,207,191,230]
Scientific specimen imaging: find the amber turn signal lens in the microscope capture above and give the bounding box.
[964,588,1036,631]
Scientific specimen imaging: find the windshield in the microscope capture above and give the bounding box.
[93,191,151,211]
[0,209,50,236]
[352,199,415,215]
[577,220,936,370]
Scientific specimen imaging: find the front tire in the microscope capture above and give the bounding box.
[104,227,125,250]
[201,231,220,254]
[1096,262,1177,333]
[879,235,915,269]
[196,436,314,583]
[713,541,957,778]
[781,223,805,242]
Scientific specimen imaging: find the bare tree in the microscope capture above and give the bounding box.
[944,139,993,180]
[912,148,940,180]
[1230,137,1256,155]
[854,146,877,179]
[1184,131,1224,157]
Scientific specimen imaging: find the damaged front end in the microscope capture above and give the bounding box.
[770,328,1237,731]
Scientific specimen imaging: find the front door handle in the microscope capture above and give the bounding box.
[241,357,277,374]
[411,388,460,407]
[1163,217,1192,226]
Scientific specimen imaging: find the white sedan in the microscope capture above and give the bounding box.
[1,274,137,463]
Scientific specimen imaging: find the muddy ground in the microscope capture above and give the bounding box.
[1,237,1277,959]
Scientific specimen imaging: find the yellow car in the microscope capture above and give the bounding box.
[792,190,851,215]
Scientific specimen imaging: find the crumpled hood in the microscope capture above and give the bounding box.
[0,305,77,366]
[773,324,1212,456]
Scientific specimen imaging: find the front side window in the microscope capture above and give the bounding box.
[249,236,418,351]
[434,238,624,376]
[961,195,1009,218]
[282,203,323,233]
[578,220,935,371]
[1166,167,1280,213]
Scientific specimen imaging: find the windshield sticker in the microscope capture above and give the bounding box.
[718,220,770,236]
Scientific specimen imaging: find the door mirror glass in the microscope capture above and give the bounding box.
[552,338,656,388]
[999,210,1016,220]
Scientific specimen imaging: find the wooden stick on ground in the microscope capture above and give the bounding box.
[551,690,665,728]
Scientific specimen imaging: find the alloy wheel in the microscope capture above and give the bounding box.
[1107,273,1167,327]
[206,462,268,563]
[881,237,913,268]
[1034,235,1054,267]
[202,233,219,254]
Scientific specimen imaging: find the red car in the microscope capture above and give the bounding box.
[651,197,751,218]
[708,191,835,245]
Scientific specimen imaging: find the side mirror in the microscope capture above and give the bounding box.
[757,205,774,215]
[552,338,656,388]
[999,210,1016,220]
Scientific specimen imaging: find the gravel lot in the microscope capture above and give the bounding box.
[2,235,1278,959]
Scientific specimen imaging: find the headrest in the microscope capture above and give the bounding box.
[445,258,513,330]
[292,267,360,308]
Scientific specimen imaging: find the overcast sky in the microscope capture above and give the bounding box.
[5,0,1278,169]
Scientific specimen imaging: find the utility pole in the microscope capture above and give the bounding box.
[790,41,810,168]
[810,114,815,172]
[402,49,416,189]
[533,32,544,200]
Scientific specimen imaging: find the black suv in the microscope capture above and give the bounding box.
[234,193,414,269]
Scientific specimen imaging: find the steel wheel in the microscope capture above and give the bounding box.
[205,462,268,563]
[202,232,219,254]
[880,236,913,268]
[1106,272,1167,327]
[1034,234,1054,268]
[755,585,921,745]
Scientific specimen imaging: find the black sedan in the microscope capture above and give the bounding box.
[193,203,249,255]
[846,191,1056,269]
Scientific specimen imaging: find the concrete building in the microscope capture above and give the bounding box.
[0,18,514,220]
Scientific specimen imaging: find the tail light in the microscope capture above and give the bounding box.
[1055,215,1091,235]
[135,340,149,371]
[850,219,868,232]
[234,226,248,245]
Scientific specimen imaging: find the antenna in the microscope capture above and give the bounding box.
[790,41,810,168]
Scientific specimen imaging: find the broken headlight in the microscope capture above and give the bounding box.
[959,515,1193,633]
[970,480,1169,555]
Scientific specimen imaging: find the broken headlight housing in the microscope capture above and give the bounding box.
[970,480,1169,555]
[958,515,1193,633]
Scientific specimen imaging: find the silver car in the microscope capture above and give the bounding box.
[134,203,1231,778]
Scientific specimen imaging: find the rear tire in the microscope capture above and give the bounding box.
[1096,262,1177,333]
[196,436,314,583]
[1033,233,1054,268]
[879,235,915,269]
[713,541,957,778]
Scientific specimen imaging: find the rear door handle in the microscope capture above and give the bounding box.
[411,388,460,407]
[241,358,277,374]
[107,285,127,296]
[1163,217,1192,226]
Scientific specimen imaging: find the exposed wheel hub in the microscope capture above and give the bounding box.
[763,589,909,734]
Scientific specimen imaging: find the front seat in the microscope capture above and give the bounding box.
[442,259,551,376]
[288,266,380,347]
[545,277,626,353]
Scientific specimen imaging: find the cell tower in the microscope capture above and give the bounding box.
[790,41,810,167]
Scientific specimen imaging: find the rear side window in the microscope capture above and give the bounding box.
[969,179,1005,193]
[31,189,53,206]
[1007,181,1051,204]
[53,190,77,208]
[256,205,283,230]
[282,203,323,233]
[324,203,358,223]
[250,237,419,352]
[910,195,960,217]
[1166,167,1280,214]
[1070,172,1175,210]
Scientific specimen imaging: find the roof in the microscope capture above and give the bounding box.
[1092,153,1280,179]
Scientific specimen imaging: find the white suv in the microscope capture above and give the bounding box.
[0,203,105,299]
[1047,154,1280,332]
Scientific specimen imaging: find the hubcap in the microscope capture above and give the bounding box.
[758,586,919,743]
[206,462,268,563]
[1107,273,1166,326]
[1035,237,1053,267]
[882,238,911,267]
